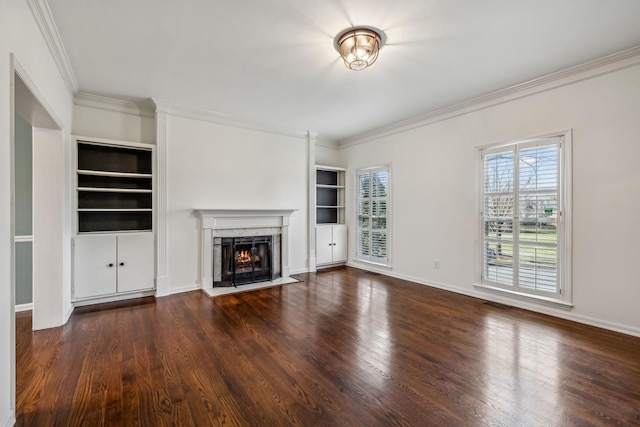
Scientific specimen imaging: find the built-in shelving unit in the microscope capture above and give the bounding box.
[316,166,345,225]
[315,166,347,267]
[76,140,153,233]
[72,136,156,304]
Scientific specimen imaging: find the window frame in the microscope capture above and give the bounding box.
[355,165,391,267]
[475,131,573,308]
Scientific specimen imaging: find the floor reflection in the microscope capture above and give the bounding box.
[482,313,560,425]
[354,278,392,389]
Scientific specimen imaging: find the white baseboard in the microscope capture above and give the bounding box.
[63,303,74,323]
[155,276,170,297]
[72,290,155,307]
[14,302,33,312]
[346,262,640,338]
[0,410,15,427]
[165,284,200,296]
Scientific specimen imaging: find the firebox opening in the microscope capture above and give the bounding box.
[214,235,280,287]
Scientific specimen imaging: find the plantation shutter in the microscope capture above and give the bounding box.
[356,171,370,258]
[483,149,515,285]
[517,143,559,293]
[482,137,561,295]
[357,166,389,263]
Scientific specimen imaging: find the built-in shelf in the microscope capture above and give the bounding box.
[78,209,153,212]
[77,170,152,178]
[78,187,152,193]
[76,138,153,233]
[316,166,345,225]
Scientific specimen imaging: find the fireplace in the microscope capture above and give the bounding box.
[195,209,295,297]
[214,234,281,287]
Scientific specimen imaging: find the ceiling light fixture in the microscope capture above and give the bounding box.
[334,27,385,71]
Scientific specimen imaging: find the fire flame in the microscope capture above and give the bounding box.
[236,249,259,267]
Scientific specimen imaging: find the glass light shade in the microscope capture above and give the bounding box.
[336,28,382,71]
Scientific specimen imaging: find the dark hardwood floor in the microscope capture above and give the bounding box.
[16,267,640,426]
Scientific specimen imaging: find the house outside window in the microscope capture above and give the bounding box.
[479,133,572,305]
[356,166,390,265]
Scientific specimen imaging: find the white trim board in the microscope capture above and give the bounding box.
[165,284,201,296]
[14,303,33,313]
[152,98,313,140]
[26,0,78,94]
[74,92,155,118]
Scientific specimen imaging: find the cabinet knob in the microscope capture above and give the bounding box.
[119,262,125,266]
[108,263,114,267]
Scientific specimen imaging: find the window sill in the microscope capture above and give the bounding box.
[474,283,573,311]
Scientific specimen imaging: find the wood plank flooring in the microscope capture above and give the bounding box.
[16,267,640,426]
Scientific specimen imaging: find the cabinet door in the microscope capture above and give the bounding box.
[332,225,347,263]
[74,235,117,299]
[316,226,334,265]
[117,233,155,293]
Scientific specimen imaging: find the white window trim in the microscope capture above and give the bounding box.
[354,164,392,267]
[474,130,573,307]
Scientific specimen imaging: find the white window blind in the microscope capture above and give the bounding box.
[482,137,563,296]
[357,166,389,264]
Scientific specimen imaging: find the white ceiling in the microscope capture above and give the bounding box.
[48,0,640,143]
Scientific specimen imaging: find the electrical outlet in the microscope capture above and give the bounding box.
[434,260,440,270]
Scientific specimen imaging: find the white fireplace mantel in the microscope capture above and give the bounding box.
[194,209,296,296]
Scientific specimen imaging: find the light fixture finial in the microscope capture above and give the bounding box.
[334,27,385,71]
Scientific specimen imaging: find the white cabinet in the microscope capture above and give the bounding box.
[316,224,347,266]
[116,234,155,293]
[73,233,154,300]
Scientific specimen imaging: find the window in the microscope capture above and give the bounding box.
[480,134,571,302]
[356,166,390,264]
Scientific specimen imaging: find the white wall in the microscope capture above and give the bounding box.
[165,115,310,292]
[1,0,73,425]
[32,128,66,330]
[72,103,155,144]
[315,144,343,168]
[14,114,33,306]
[341,61,640,336]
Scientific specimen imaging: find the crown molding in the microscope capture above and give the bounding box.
[314,139,341,149]
[306,130,319,143]
[151,98,312,140]
[338,45,640,148]
[26,0,79,95]
[74,92,155,118]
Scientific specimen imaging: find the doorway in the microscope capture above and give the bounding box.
[12,62,67,329]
